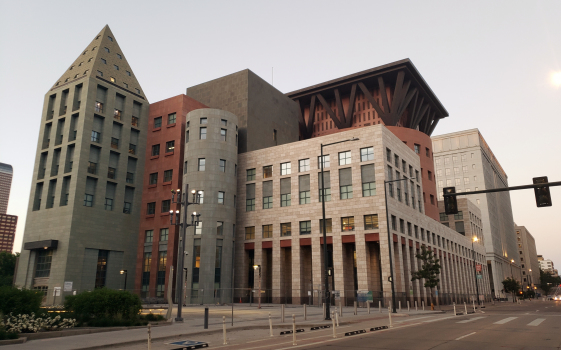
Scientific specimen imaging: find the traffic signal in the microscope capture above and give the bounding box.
[443,187,458,215]
[533,176,552,207]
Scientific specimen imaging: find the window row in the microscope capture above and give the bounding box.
[435,153,474,166]
[187,158,237,175]
[244,214,379,239]
[95,70,139,94]
[386,165,423,212]
[145,190,232,214]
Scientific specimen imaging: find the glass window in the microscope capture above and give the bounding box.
[195,221,202,235]
[263,196,273,209]
[164,169,173,182]
[299,221,311,235]
[200,127,207,140]
[455,221,465,235]
[263,165,273,178]
[35,250,53,278]
[394,154,399,167]
[220,128,227,141]
[281,162,291,175]
[104,198,113,210]
[198,190,204,204]
[91,130,101,142]
[84,194,94,207]
[262,224,273,238]
[299,159,310,172]
[166,141,174,153]
[161,200,170,213]
[414,144,420,154]
[281,193,291,207]
[185,130,189,143]
[218,159,226,172]
[360,147,374,162]
[439,212,448,221]
[200,118,207,124]
[247,169,256,181]
[154,117,162,128]
[299,191,310,204]
[168,113,176,124]
[147,202,156,215]
[217,221,223,235]
[341,216,355,231]
[160,228,169,242]
[95,250,109,288]
[149,173,158,185]
[391,215,397,230]
[319,188,331,202]
[218,191,224,204]
[399,219,405,233]
[386,148,391,162]
[145,230,153,243]
[364,214,378,230]
[319,218,332,233]
[339,151,351,165]
[340,185,353,199]
[454,211,463,220]
[198,158,205,171]
[246,199,255,211]
[220,119,227,126]
[362,182,376,197]
[318,155,330,168]
[245,226,255,239]
[281,223,291,236]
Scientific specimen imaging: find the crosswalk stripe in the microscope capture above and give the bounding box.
[527,318,545,326]
[457,316,486,323]
[493,317,517,324]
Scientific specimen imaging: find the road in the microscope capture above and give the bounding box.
[118,300,561,350]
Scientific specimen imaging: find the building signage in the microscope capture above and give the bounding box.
[332,290,340,300]
[357,290,372,302]
[53,287,61,296]
[476,264,482,272]
[63,281,73,292]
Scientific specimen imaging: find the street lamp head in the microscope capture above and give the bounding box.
[191,189,196,194]
[253,265,259,270]
[177,188,181,193]
[473,236,478,242]
[120,269,127,274]
[198,191,203,195]
[192,212,197,216]
[175,210,179,214]
[169,210,173,214]
[511,259,515,263]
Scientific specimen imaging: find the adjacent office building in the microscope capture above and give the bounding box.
[15,26,149,302]
[514,225,539,288]
[432,129,520,298]
[0,163,13,215]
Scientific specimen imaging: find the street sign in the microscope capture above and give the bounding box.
[357,290,372,302]
[63,281,73,292]
[477,274,483,279]
[53,287,61,296]
[476,264,482,272]
[308,291,311,296]
[332,290,340,300]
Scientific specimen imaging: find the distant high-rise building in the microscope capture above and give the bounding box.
[514,225,539,289]
[0,163,13,214]
[432,129,519,298]
[0,214,17,253]
[15,25,149,301]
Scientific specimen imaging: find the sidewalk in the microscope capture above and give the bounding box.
[2,304,444,350]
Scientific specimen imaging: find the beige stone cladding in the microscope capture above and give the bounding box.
[235,124,489,306]
[432,129,519,298]
[514,225,540,289]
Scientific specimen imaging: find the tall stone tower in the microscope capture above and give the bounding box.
[15,26,149,302]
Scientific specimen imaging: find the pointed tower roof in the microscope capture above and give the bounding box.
[51,25,147,100]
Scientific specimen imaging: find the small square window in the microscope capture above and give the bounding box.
[199,127,207,140]
[108,36,113,42]
[299,221,311,235]
[339,151,351,165]
[319,219,332,233]
[263,196,273,209]
[263,165,273,178]
[220,128,227,141]
[164,170,173,182]
[97,70,103,77]
[262,224,273,238]
[123,82,128,88]
[101,58,106,64]
[114,64,119,70]
[147,202,156,215]
[168,113,176,124]
[247,169,256,181]
[104,47,110,53]
[152,144,160,156]
[84,194,94,207]
[340,185,353,199]
[117,53,122,59]
[218,191,225,204]
[200,118,207,124]
[154,117,162,128]
[161,200,170,213]
[318,155,330,168]
[364,214,378,230]
[110,77,116,83]
[217,221,224,235]
[219,159,226,172]
[126,71,131,76]
[135,88,140,94]
[220,119,227,126]
[281,223,291,237]
[360,147,374,161]
[166,140,174,153]
[341,216,355,231]
[281,193,291,207]
[281,162,291,175]
[245,227,255,239]
[198,158,206,171]
[299,159,310,172]
[145,230,153,243]
[149,173,158,185]
[159,228,169,242]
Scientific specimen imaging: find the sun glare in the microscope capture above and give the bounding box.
[551,72,561,87]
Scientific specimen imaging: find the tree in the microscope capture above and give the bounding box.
[539,269,561,296]
[0,252,19,287]
[411,245,441,310]
[502,277,520,302]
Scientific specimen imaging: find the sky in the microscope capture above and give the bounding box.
[1,1,560,267]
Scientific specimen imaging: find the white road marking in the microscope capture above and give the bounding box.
[395,316,435,323]
[527,318,546,326]
[455,332,476,340]
[423,316,455,323]
[493,317,517,324]
[457,316,486,324]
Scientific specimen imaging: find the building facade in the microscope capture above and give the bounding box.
[432,129,520,298]
[514,225,539,289]
[15,26,149,302]
[0,163,13,215]
[0,214,17,253]
[234,125,490,306]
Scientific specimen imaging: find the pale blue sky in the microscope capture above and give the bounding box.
[1,0,560,267]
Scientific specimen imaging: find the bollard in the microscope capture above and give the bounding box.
[339,303,342,317]
[269,313,273,337]
[473,300,476,312]
[332,311,337,338]
[407,300,410,312]
[453,302,457,315]
[282,304,285,323]
[354,301,357,315]
[322,303,325,320]
[367,301,371,314]
[379,300,382,313]
[304,304,307,321]
[399,301,401,312]
[422,301,425,311]
[147,323,152,350]
[464,302,467,314]
[204,308,209,329]
[415,301,418,311]
[223,316,228,345]
[388,304,393,328]
[335,307,339,326]
[292,314,296,346]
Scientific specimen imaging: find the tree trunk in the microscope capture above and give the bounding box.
[429,288,434,310]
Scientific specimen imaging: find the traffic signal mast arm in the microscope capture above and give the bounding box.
[443,181,561,197]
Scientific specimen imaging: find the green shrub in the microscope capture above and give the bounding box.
[64,289,142,322]
[0,286,43,315]
[0,328,19,340]
[142,313,165,322]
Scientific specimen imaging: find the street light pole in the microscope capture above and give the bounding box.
[384,177,409,314]
[171,189,202,322]
[471,237,481,305]
[510,259,515,303]
[120,269,127,291]
[253,265,261,309]
[319,137,359,321]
